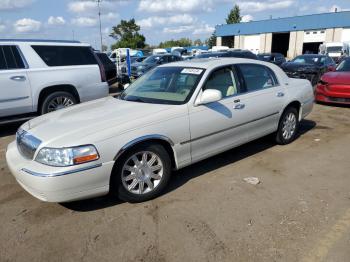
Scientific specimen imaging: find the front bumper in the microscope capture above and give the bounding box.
[285,71,317,82]
[6,141,114,202]
[315,84,350,104]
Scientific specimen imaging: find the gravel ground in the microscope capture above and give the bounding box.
[0,103,349,262]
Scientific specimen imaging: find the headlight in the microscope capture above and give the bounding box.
[35,145,99,167]
[137,65,144,70]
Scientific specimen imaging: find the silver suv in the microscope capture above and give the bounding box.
[0,39,109,123]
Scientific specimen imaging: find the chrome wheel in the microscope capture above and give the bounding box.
[121,151,164,195]
[47,96,75,112]
[282,112,297,140]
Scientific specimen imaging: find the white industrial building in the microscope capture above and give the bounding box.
[215,11,350,58]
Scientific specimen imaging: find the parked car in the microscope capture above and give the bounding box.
[130,54,182,78]
[257,53,286,66]
[281,54,336,86]
[315,57,350,104]
[0,39,109,124]
[95,52,117,86]
[6,58,314,203]
[196,50,258,60]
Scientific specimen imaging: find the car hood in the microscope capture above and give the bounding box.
[22,97,176,147]
[282,62,319,71]
[321,71,350,84]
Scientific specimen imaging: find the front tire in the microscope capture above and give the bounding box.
[111,143,172,203]
[40,91,77,114]
[275,107,299,145]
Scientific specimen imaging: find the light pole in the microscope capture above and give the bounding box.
[97,0,103,51]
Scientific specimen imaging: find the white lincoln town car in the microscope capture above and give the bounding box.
[6,58,314,203]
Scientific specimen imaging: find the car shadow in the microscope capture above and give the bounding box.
[62,119,316,212]
[0,123,23,138]
[316,102,350,109]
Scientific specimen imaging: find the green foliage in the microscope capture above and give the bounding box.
[206,32,217,48]
[226,5,241,24]
[193,39,203,46]
[158,38,193,48]
[110,19,146,49]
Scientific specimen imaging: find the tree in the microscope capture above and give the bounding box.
[206,32,217,48]
[110,19,146,49]
[226,5,241,24]
[158,38,193,48]
[193,39,203,46]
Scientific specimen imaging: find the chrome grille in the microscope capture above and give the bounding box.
[16,129,42,160]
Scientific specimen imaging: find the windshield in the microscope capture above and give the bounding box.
[120,67,205,105]
[143,55,162,64]
[291,56,324,65]
[327,46,342,53]
[336,59,350,72]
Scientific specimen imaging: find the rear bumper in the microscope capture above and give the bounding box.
[6,141,114,202]
[315,84,350,104]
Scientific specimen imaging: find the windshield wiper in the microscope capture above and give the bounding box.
[125,97,147,103]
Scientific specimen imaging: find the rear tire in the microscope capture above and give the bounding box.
[275,107,299,145]
[111,143,172,203]
[40,91,77,114]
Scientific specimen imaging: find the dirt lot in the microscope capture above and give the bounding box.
[0,103,349,262]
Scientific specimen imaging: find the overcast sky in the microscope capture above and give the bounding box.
[0,0,349,49]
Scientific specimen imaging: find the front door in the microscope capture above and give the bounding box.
[188,65,251,163]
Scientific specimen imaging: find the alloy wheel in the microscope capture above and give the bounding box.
[121,151,164,195]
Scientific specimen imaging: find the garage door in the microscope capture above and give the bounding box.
[304,30,326,43]
[243,35,260,54]
[342,28,350,42]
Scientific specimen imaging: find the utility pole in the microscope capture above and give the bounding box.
[97,0,103,51]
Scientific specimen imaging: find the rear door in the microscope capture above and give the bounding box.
[0,45,32,117]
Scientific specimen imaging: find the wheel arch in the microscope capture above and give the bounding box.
[113,135,177,170]
[282,100,302,120]
[37,84,80,112]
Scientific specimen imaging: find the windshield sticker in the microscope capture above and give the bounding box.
[181,68,203,75]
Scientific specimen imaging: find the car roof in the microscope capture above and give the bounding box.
[159,57,273,70]
[0,39,90,46]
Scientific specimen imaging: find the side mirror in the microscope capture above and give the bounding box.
[196,89,222,105]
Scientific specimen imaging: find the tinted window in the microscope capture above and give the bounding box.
[0,47,6,70]
[337,59,350,72]
[203,67,239,98]
[238,64,278,92]
[0,46,25,70]
[96,53,114,66]
[32,45,97,67]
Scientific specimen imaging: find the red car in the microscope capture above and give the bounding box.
[316,57,350,104]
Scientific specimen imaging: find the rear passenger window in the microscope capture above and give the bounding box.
[32,46,97,67]
[238,64,278,92]
[203,67,239,98]
[0,46,25,70]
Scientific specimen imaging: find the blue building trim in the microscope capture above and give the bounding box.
[216,11,350,37]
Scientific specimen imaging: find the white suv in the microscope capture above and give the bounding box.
[0,40,109,123]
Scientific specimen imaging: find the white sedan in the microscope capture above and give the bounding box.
[6,58,314,203]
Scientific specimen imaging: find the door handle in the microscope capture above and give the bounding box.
[276,92,285,97]
[234,103,245,109]
[10,76,26,82]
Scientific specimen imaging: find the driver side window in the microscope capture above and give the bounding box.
[203,67,239,98]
